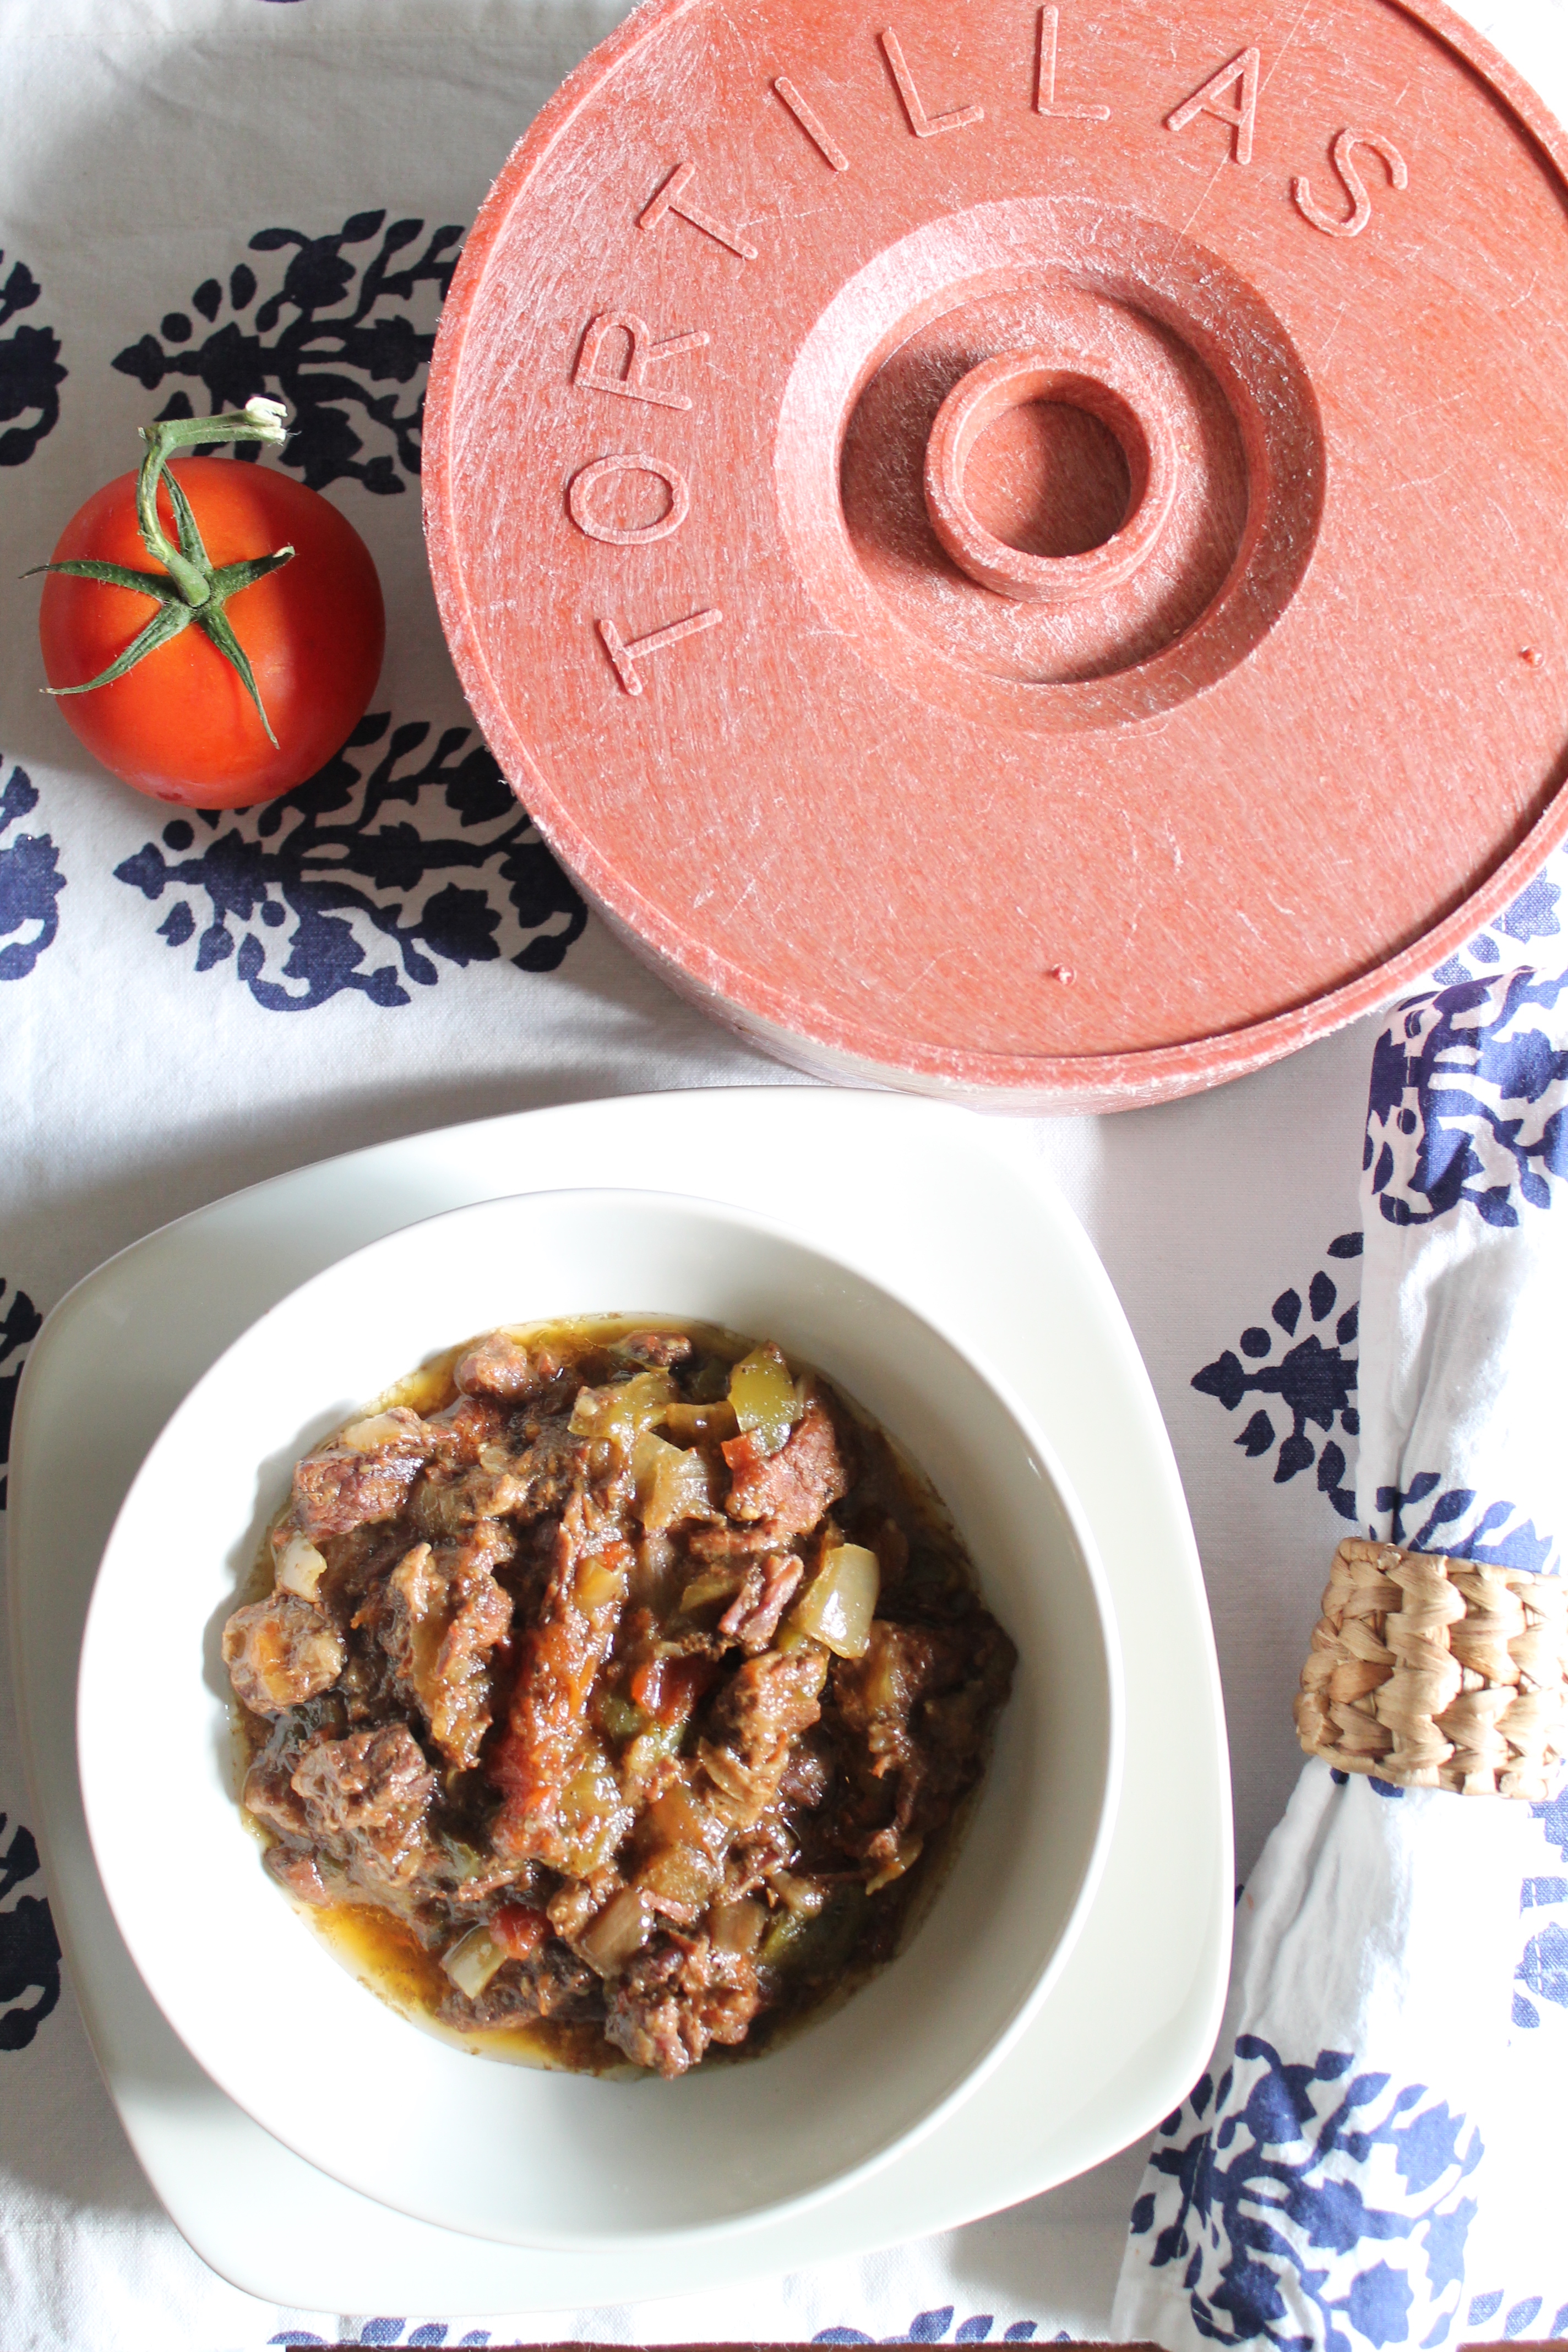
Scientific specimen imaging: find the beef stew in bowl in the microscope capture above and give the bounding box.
[80,1187,1117,2247]
[226,1319,1014,2077]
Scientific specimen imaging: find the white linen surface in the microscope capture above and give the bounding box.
[2,1,1567,2345]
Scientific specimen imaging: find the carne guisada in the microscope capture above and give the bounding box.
[224,1320,1015,2077]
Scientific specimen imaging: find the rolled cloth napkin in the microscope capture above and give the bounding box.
[1112,967,1568,2350]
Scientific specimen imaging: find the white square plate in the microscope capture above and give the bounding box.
[9,1087,1230,2313]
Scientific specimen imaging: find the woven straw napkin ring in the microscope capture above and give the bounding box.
[1295,1539,1568,1798]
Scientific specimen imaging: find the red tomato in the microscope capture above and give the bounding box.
[38,458,384,809]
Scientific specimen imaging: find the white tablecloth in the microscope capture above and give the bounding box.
[2,0,1566,2344]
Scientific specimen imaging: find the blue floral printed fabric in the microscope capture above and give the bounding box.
[0,764,66,982]
[112,713,584,1009]
[0,248,65,467]
[1115,965,1568,2351]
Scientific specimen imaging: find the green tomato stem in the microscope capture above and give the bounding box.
[47,598,197,693]
[31,398,297,738]
[134,399,287,602]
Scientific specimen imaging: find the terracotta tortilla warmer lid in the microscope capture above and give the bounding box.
[426,0,1568,1112]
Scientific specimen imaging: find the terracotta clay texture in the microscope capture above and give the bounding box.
[426,0,1568,1112]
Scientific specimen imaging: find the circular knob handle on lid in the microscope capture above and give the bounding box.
[922,350,1178,605]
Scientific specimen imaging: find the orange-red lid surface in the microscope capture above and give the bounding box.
[426,0,1568,1110]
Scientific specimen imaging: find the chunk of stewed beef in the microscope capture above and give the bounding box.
[603,1928,763,2076]
[831,1616,1016,1882]
[265,1848,333,1905]
[722,1395,850,1535]
[292,1438,426,1539]
[454,1331,560,1402]
[717,1553,803,1652]
[291,1724,437,1892]
[443,1937,603,2030]
[834,1620,1011,1785]
[412,1415,585,1538]
[241,1751,311,1840]
[698,1645,827,1826]
[223,1593,345,1716]
[423,1393,509,1468]
[373,1529,514,1771]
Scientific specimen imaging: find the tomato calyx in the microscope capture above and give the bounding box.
[28,399,298,745]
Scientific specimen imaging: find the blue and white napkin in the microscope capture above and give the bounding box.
[1113,968,1568,2350]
